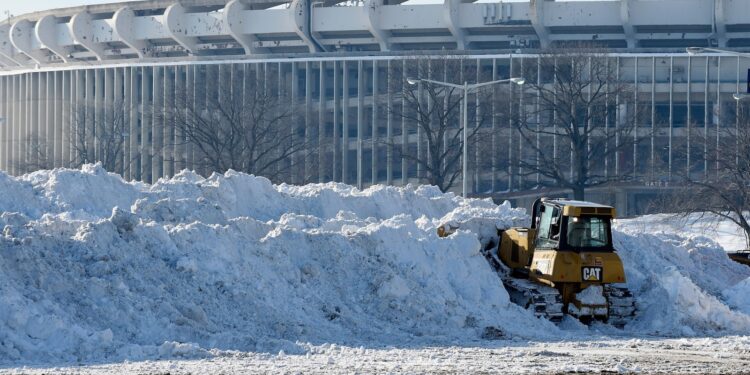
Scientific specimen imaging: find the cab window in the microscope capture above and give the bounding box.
[536,205,561,248]
[566,216,610,249]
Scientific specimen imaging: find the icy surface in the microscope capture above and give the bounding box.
[0,165,749,368]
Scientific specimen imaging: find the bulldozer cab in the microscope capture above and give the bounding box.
[531,198,615,253]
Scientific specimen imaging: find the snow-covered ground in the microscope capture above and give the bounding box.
[1,165,749,373]
[619,213,747,252]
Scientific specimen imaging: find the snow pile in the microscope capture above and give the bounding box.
[2,164,750,366]
[723,277,750,315]
[614,222,750,336]
[0,165,539,365]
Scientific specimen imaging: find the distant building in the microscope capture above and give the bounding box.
[1,0,749,213]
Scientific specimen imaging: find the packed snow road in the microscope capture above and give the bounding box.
[1,165,749,373]
[7,336,750,374]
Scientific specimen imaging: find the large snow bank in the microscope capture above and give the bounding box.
[614,221,750,336]
[2,165,750,366]
[0,165,543,365]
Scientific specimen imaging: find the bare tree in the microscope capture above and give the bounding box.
[21,135,55,172]
[165,70,305,182]
[21,100,130,173]
[71,100,130,172]
[514,45,643,200]
[670,102,750,249]
[385,58,498,193]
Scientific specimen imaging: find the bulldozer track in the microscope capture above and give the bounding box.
[484,246,636,326]
[484,247,565,323]
[605,285,637,328]
[503,277,565,323]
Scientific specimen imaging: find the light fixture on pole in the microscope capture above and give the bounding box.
[686,47,750,58]
[687,47,750,101]
[406,76,525,198]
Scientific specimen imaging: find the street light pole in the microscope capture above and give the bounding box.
[462,82,469,199]
[406,76,525,198]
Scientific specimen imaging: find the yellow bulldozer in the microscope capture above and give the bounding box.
[440,197,636,326]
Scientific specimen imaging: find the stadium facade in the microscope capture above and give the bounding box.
[1,0,749,210]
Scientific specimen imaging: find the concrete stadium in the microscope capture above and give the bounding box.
[1,0,749,214]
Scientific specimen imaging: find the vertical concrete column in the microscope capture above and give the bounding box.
[715,57,721,175]
[164,66,175,178]
[85,70,95,164]
[205,65,218,177]
[0,76,5,170]
[685,56,691,176]
[125,68,134,178]
[104,69,114,169]
[185,65,195,172]
[75,71,85,165]
[507,57,514,190]
[114,68,124,175]
[203,65,215,176]
[0,77,5,171]
[290,62,299,184]
[63,71,71,167]
[53,72,62,167]
[4,74,11,171]
[305,61,312,183]
[585,57,592,176]
[128,67,139,180]
[516,58,524,191]
[1,76,7,171]
[5,75,10,172]
[552,57,558,173]
[275,62,283,179]
[28,73,38,171]
[650,57,656,179]
[535,58,541,185]
[318,61,326,183]
[342,61,349,184]
[490,59,497,192]
[36,72,46,169]
[668,56,674,180]
[10,76,17,174]
[357,60,364,190]
[371,60,378,185]
[175,66,186,173]
[703,56,710,179]
[386,60,393,186]
[141,67,152,183]
[16,75,24,174]
[122,68,131,178]
[333,61,340,182]
[636,56,640,177]
[46,71,54,167]
[416,66,423,181]
[22,74,31,173]
[152,66,163,181]
[12,75,19,174]
[475,58,482,193]
[94,69,105,162]
[40,72,47,167]
[401,59,407,185]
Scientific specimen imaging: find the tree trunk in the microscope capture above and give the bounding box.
[572,186,585,201]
